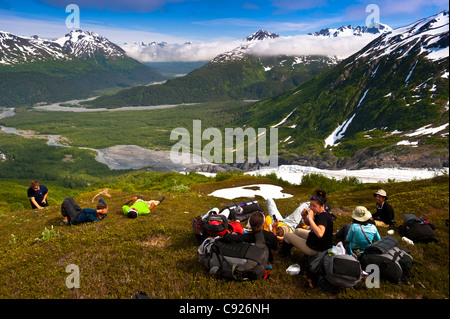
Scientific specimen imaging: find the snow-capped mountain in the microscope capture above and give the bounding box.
[128,41,168,47]
[0,31,69,65]
[245,30,279,41]
[211,30,281,63]
[232,11,449,169]
[308,24,392,37]
[356,10,449,62]
[54,30,125,59]
[0,29,129,65]
[210,24,392,65]
[0,29,164,106]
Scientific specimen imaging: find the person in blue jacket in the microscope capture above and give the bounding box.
[336,206,381,254]
[60,197,108,225]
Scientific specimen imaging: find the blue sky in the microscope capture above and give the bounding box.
[0,0,448,44]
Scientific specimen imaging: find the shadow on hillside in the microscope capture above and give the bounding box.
[46,216,63,226]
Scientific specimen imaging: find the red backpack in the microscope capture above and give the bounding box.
[203,214,229,236]
[227,221,244,234]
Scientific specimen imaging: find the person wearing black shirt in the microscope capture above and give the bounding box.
[372,189,395,227]
[222,211,278,261]
[27,180,49,210]
[281,189,333,256]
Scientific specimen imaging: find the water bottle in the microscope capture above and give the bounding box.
[402,237,414,245]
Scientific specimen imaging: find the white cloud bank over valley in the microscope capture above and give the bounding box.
[121,33,380,62]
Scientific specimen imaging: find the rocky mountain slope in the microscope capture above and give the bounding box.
[0,30,163,106]
[238,11,449,169]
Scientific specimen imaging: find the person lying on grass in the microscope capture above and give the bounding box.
[60,197,108,225]
[122,195,165,218]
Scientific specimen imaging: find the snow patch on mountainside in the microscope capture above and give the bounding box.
[357,10,449,62]
[324,113,357,148]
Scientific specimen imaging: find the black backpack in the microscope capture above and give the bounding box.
[398,214,438,243]
[198,231,269,281]
[203,214,229,237]
[360,236,413,284]
[308,250,362,292]
[219,200,264,222]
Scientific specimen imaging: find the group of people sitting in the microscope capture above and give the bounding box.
[27,178,395,257]
[199,188,395,261]
[26,180,165,226]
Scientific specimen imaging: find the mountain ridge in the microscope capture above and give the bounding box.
[0,29,164,107]
[237,10,449,170]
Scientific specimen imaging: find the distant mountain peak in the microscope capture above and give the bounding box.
[308,24,393,37]
[245,30,279,41]
[0,30,69,65]
[54,29,125,59]
[356,10,449,62]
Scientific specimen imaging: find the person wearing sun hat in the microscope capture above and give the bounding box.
[372,189,395,227]
[336,206,381,254]
[347,206,381,253]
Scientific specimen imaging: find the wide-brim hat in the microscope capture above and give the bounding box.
[373,189,388,199]
[352,206,372,222]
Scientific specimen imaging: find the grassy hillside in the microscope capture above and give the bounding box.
[0,57,164,107]
[86,55,334,108]
[234,54,448,166]
[0,172,448,299]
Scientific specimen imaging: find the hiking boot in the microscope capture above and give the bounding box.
[318,275,339,293]
[156,196,165,203]
[279,241,293,257]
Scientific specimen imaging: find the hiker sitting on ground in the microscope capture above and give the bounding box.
[222,211,278,262]
[280,189,334,257]
[60,197,108,225]
[27,180,49,210]
[265,198,309,242]
[335,206,381,254]
[122,195,165,218]
[372,189,395,227]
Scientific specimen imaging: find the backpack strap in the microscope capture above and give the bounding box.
[254,231,265,248]
[360,225,372,245]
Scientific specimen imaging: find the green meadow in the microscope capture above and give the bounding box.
[0,171,448,299]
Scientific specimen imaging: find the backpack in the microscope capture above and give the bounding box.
[203,214,229,237]
[228,221,244,234]
[219,200,264,222]
[198,231,269,281]
[398,214,438,243]
[308,249,362,291]
[359,236,413,284]
[192,215,245,243]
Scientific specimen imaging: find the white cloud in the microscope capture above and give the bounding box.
[1,9,381,63]
[121,40,243,62]
[247,34,379,59]
[122,32,380,62]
